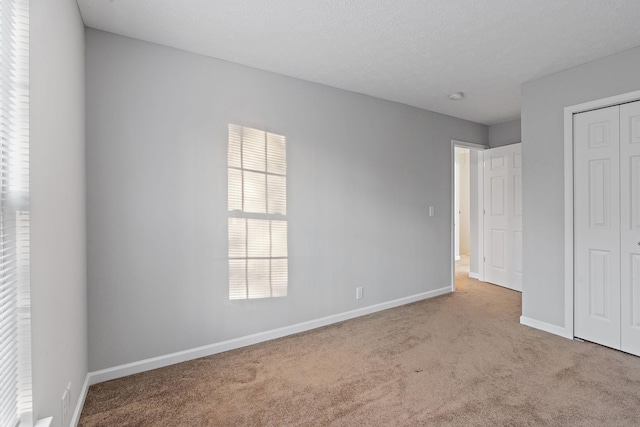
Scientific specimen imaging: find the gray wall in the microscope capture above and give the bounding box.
[86,29,488,371]
[31,0,87,426]
[488,118,521,147]
[522,46,640,328]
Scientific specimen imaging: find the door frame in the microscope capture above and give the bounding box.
[563,89,640,339]
[451,140,488,291]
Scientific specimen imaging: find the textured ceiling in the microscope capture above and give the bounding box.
[77,0,640,125]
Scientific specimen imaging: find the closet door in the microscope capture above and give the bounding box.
[574,106,621,349]
[620,100,640,356]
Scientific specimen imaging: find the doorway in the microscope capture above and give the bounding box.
[451,140,487,291]
[454,147,471,278]
[451,140,524,292]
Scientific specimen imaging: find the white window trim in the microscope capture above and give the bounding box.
[227,124,288,300]
[0,0,32,425]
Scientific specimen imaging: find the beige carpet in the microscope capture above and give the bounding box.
[79,262,640,426]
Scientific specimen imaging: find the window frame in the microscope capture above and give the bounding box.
[227,124,288,300]
[0,0,32,425]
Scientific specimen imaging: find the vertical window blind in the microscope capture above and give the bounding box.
[0,0,31,425]
[228,124,288,300]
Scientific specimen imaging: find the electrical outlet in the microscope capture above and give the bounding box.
[356,287,363,300]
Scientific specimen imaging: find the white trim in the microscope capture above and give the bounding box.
[70,374,90,427]
[563,89,640,343]
[563,108,575,341]
[520,316,573,339]
[451,140,488,292]
[451,139,488,151]
[476,150,485,282]
[34,417,52,427]
[88,287,451,385]
[469,272,480,280]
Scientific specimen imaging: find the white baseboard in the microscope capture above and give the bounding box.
[71,373,90,427]
[468,272,479,279]
[520,316,573,339]
[34,417,52,427]
[89,287,451,385]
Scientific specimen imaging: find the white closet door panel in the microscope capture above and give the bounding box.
[574,106,621,349]
[620,100,640,356]
[483,143,522,291]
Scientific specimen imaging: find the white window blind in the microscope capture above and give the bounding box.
[228,124,288,300]
[0,0,31,425]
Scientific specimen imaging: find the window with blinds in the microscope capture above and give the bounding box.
[0,0,31,426]
[228,124,288,300]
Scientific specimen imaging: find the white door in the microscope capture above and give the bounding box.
[574,105,621,349]
[454,148,461,260]
[620,101,640,355]
[483,143,523,291]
